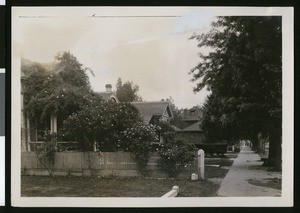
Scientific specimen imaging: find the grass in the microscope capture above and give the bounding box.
[205,158,234,179]
[22,176,220,197]
[247,178,282,190]
[21,157,234,197]
[205,158,234,167]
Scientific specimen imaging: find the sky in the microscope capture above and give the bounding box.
[12,7,216,108]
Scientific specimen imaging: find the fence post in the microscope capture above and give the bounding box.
[197,149,205,179]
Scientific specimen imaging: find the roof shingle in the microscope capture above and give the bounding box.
[131,101,172,123]
[181,121,203,132]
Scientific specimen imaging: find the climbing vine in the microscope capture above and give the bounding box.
[34,130,57,176]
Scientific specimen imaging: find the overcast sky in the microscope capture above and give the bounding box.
[13,7,216,108]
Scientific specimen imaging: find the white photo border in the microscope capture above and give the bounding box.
[11,6,294,207]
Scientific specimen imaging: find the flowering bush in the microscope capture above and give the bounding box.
[63,102,158,175]
[158,139,196,177]
[120,121,158,175]
[62,100,140,151]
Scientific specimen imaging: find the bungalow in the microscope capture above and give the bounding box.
[131,101,173,124]
[175,121,205,146]
[131,101,174,143]
[176,107,228,155]
[181,106,203,128]
[173,106,206,146]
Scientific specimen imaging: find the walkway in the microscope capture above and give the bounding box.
[217,146,281,197]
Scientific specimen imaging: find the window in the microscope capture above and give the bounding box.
[190,110,196,116]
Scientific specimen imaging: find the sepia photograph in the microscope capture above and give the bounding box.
[11,6,293,207]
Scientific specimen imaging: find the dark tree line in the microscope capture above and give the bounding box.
[190,16,282,170]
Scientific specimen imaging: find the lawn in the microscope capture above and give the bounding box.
[21,158,234,197]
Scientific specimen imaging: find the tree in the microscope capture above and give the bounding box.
[22,52,97,133]
[21,52,100,149]
[190,17,282,170]
[115,78,142,102]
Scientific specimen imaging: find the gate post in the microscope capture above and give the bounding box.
[197,149,205,179]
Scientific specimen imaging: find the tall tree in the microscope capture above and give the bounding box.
[22,52,97,130]
[115,78,142,102]
[190,17,282,169]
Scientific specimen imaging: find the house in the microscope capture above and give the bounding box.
[181,106,203,127]
[97,84,118,102]
[131,101,174,143]
[176,107,228,155]
[131,101,173,124]
[175,121,205,146]
[174,106,206,146]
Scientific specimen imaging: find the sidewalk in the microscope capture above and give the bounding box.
[217,146,281,197]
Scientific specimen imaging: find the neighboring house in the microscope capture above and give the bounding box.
[131,101,174,143]
[177,107,228,154]
[97,84,118,102]
[181,106,203,128]
[97,85,175,125]
[174,106,205,146]
[175,121,205,147]
[131,101,173,124]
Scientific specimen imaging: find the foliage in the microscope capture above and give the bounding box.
[22,51,94,123]
[197,143,228,156]
[200,94,241,143]
[115,78,142,102]
[120,121,158,176]
[153,120,196,177]
[63,100,158,175]
[62,100,141,151]
[190,17,282,169]
[152,120,176,143]
[34,130,57,176]
[158,139,196,177]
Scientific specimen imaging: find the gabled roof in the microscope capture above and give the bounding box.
[170,125,181,132]
[181,106,203,121]
[131,101,173,124]
[181,121,203,132]
[97,92,118,102]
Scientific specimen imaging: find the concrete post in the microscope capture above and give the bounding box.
[198,149,205,179]
[93,142,97,151]
[161,186,179,197]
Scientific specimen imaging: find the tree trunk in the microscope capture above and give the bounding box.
[268,129,282,171]
[251,137,259,151]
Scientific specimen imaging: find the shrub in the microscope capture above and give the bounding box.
[62,101,140,151]
[34,130,57,176]
[158,139,196,177]
[120,121,158,176]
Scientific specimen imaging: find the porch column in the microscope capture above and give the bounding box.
[50,114,57,133]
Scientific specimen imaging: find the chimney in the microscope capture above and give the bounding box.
[183,109,188,119]
[105,84,112,92]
